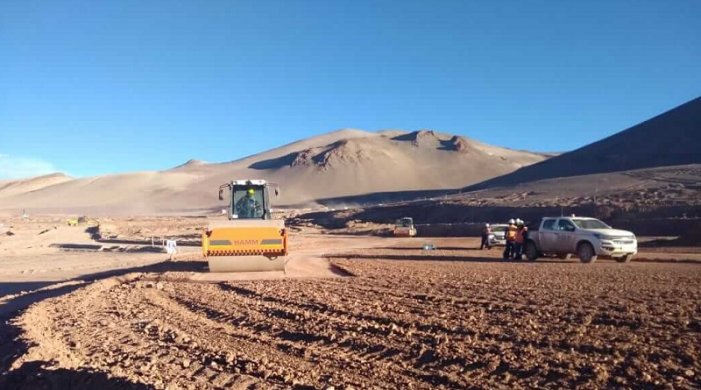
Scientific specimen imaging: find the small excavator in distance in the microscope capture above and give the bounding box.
[202,179,287,272]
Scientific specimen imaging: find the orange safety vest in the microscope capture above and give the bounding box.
[515,227,526,243]
[506,225,517,241]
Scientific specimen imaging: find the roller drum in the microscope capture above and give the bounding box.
[207,255,285,272]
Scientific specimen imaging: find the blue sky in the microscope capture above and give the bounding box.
[1,0,700,178]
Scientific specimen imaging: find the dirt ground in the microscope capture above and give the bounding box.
[0,217,700,389]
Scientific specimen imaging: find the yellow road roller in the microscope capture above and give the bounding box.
[202,179,287,272]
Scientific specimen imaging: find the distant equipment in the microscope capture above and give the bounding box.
[202,180,288,272]
[393,217,417,237]
[66,216,88,227]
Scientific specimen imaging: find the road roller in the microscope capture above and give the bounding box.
[202,179,287,272]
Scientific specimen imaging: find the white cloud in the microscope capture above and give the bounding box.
[0,154,59,179]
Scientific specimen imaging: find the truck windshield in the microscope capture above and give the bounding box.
[492,226,507,233]
[572,219,610,229]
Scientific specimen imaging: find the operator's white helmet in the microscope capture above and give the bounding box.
[516,218,522,224]
[508,219,515,224]
[485,223,490,227]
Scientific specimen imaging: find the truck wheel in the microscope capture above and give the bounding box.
[577,242,597,263]
[615,254,634,263]
[557,253,571,260]
[524,242,539,261]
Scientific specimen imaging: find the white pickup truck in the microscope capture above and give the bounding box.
[524,216,637,263]
[487,224,508,247]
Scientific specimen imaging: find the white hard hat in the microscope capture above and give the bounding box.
[516,218,522,224]
[508,219,515,224]
[485,223,490,227]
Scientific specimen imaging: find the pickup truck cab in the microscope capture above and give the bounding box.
[524,216,637,263]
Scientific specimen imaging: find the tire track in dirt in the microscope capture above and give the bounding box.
[5,244,701,389]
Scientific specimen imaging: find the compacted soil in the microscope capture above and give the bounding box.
[2,240,699,389]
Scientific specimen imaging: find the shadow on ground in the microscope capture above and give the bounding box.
[0,361,153,389]
[0,282,56,298]
[0,258,207,382]
[0,260,207,317]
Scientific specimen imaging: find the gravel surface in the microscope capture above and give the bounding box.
[3,243,700,389]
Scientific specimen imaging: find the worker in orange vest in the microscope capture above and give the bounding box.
[503,219,517,259]
[514,220,528,260]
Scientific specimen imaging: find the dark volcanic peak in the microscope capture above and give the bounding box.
[391,129,477,152]
[250,140,358,170]
[441,135,472,153]
[290,140,368,169]
[391,129,440,144]
[467,96,701,190]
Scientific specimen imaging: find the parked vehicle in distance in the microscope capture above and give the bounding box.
[487,224,508,247]
[393,217,417,237]
[524,216,637,263]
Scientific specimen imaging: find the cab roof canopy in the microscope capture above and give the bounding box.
[231,179,267,186]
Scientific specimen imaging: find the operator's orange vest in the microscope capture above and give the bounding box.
[515,227,527,244]
[506,225,517,241]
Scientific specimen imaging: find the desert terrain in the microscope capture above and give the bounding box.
[0,129,548,215]
[294,98,701,237]
[3,1,700,388]
[0,100,699,389]
[1,216,699,389]
[299,164,701,238]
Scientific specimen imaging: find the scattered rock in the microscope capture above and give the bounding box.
[5,235,700,389]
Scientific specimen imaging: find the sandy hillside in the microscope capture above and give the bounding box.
[0,173,73,199]
[467,96,701,191]
[0,129,548,215]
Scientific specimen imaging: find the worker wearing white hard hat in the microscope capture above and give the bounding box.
[480,223,492,250]
[504,219,518,259]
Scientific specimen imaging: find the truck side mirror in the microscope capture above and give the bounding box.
[218,188,224,201]
[274,188,279,196]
